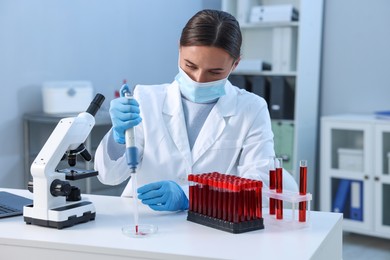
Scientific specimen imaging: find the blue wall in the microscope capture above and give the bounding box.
[0,0,220,188]
[320,0,390,115]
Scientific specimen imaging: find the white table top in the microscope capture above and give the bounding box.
[0,188,342,260]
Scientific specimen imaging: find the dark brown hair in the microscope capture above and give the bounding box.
[180,9,242,60]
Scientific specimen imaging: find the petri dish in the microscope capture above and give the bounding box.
[122,224,158,238]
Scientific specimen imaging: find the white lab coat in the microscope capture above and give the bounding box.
[94,80,298,197]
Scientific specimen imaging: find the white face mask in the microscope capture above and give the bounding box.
[175,66,230,103]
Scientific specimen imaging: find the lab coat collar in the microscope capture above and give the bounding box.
[162,81,192,170]
[162,81,239,169]
[215,81,238,117]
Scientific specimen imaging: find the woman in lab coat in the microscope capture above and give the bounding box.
[95,9,298,211]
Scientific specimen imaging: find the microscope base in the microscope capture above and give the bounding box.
[24,201,96,229]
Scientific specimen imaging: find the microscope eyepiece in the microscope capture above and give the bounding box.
[86,93,105,117]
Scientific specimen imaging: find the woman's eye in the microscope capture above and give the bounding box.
[186,64,197,70]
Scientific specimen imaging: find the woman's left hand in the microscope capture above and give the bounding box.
[137,181,189,211]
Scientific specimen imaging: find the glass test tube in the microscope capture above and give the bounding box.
[188,174,194,211]
[256,181,262,219]
[207,177,213,217]
[202,175,208,215]
[299,160,308,222]
[275,158,283,219]
[268,157,276,215]
[212,178,218,218]
[193,174,199,213]
[217,179,223,219]
[240,181,248,222]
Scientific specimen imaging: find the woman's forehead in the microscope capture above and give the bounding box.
[179,46,234,69]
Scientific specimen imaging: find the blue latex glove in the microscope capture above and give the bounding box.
[109,85,141,144]
[137,181,189,211]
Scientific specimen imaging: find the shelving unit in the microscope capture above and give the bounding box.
[320,114,390,239]
[23,111,125,196]
[222,0,324,195]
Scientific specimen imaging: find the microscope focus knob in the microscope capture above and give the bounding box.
[50,179,72,197]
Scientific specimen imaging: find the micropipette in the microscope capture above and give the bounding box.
[124,85,140,234]
[121,84,158,238]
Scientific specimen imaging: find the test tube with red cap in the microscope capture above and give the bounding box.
[188,174,194,211]
[187,172,263,223]
[207,177,214,217]
[255,180,263,219]
[248,181,256,221]
[299,160,308,222]
[193,174,199,213]
[222,180,229,221]
[217,178,223,219]
[234,180,242,223]
[275,158,283,219]
[212,177,218,218]
[202,174,209,215]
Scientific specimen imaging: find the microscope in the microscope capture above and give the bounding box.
[23,94,105,229]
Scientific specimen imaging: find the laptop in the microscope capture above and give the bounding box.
[0,191,33,218]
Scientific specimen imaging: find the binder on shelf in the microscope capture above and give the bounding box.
[374,110,390,120]
[269,76,295,120]
[250,4,299,23]
[350,181,363,221]
[234,59,271,73]
[247,75,269,100]
[332,179,351,214]
[272,27,297,72]
[236,0,260,24]
[228,75,247,90]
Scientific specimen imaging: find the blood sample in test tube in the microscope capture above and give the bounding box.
[202,174,208,215]
[217,179,223,220]
[188,174,194,211]
[269,157,276,215]
[223,179,228,221]
[198,174,203,214]
[207,177,213,217]
[238,181,244,222]
[256,180,262,219]
[193,174,198,213]
[212,178,218,218]
[234,180,240,223]
[232,178,237,222]
[248,181,255,220]
[275,158,283,220]
[299,160,308,222]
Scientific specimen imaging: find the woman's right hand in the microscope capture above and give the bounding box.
[109,97,142,144]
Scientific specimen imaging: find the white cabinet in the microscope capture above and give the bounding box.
[222,0,324,195]
[374,123,390,236]
[320,114,390,239]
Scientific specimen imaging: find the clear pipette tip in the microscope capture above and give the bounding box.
[121,173,158,238]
